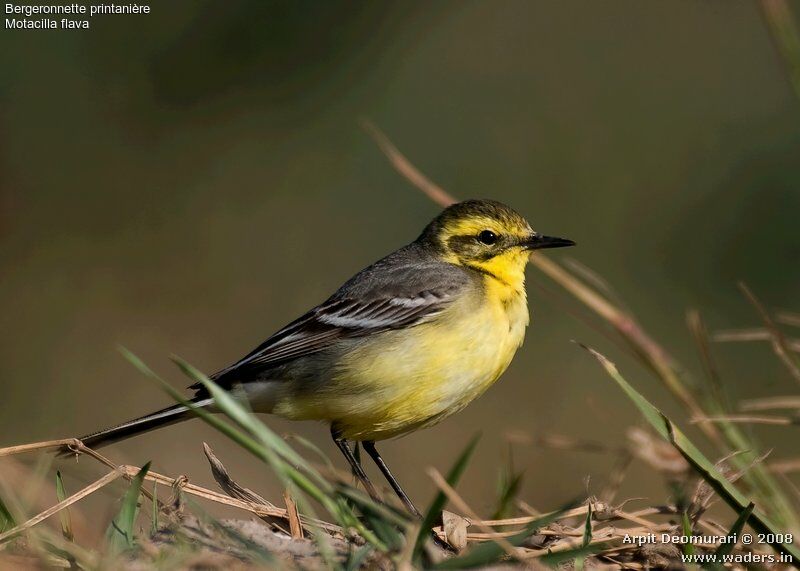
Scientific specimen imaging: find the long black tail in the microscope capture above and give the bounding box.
[72,396,214,451]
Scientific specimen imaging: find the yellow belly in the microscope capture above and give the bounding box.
[274,280,529,440]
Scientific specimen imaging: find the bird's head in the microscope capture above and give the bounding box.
[418,199,574,288]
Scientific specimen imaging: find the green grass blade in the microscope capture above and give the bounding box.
[359,510,405,552]
[541,543,606,567]
[580,344,800,561]
[708,414,796,531]
[120,348,302,493]
[286,434,336,471]
[413,433,480,559]
[345,544,374,571]
[200,511,277,566]
[107,462,150,553]
[582,503,592,547]
[761,0,800,102]
[121,348,389,553]
[123,350,313,503]
[575,502,593,570]
[0,495,14,534]
[716,502,754,557]
[151,482,158,536]
[106,462,150,554]
[55,471,73,542]
[681,510,694,557]
[167,355,392,548]
[492,470,524,521]
[171,357,325,486]
[120,349,283,468]
[169,357,372,540]
[335,485,409,529]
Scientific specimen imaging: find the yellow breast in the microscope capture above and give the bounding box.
[288,275,530,441]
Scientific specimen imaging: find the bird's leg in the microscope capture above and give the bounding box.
[337,435,452,552]
[330,426,380,502]
[363,441,422,518]
[362,442,456,553]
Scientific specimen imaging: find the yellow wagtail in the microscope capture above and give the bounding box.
[76,199,574,515]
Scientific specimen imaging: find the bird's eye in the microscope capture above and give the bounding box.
[477,230,498,245]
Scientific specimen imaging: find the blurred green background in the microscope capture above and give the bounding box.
[1,1,798,517]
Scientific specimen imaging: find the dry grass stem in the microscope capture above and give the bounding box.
[202,443,274,507]
[0,469,123,544]
[601,451,634,503]
[0,439,83,457]
[713,328,800,352]
[740,396,800,411]
[363,121,721,447]
[687,309,726,407]
[283,490,303,539]
[691,414,797,426]
[426,467,527,563]
[760,0,800,101]
[769,458,800,474]
[360,119,456,208]
[739,282,800,385]
[534,433,619,454]
[1,125,796,568]
[777,311,800,327]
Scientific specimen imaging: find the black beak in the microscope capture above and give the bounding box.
[522,234,575,250]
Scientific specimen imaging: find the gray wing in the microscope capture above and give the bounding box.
[206,245,469,387]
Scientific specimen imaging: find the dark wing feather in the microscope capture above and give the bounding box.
[201,244,470,389]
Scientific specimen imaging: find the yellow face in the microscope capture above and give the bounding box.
[439,215,534,288]
[419,199,574,290]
